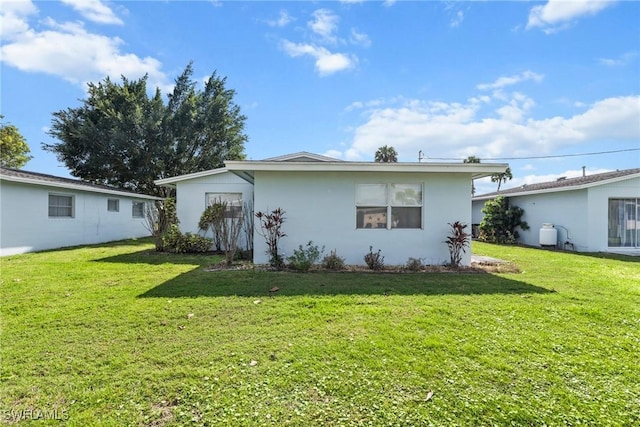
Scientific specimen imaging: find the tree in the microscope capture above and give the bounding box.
[374,145,398,163]
[463,155,481,196]
[0,115,32,168]
[478,196,529,244]
[491,166,513,192]
[44,63,247,197]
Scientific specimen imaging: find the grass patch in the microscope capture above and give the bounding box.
[1,239,639,425]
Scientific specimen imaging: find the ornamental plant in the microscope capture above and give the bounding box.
[255,208,286,269]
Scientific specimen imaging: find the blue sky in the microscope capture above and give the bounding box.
[1,0,639,195]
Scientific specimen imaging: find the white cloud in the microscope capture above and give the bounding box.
[598,51,637,67]
[60,0,123,25]
[0,0,38,40]
[350,28,371,47]
[450,10,464,28]
[1,13,167,90]
[342,94,639,162]
[281,40,356,76]
[477,70,544,91]
[527,0,615,33]
[308,9,339,43]
[267,9,293,28]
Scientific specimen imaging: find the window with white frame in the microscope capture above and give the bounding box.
[107,198,120,212]
[132,201,145,218]
[49,194,74,218]
[206,193,243,218]
[356,184,422,229]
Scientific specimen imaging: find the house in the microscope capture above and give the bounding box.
[0,167,160,256]
[472,168,640,254]
[156,152,506,266]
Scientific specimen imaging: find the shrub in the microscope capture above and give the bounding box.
[163,224,213,253]
[364,246,385,271]
[445,221,470,268]
[405,257,424,271]
[255,208,286,269]
[144,198,178,252]
[322,250,346,270]
[287,241,324,272]
[479,196,529,244]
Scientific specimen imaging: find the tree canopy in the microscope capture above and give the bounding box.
[45,63,247,196]
[0,115,32,169]
[374,145,398,163]
[491,166,513,192]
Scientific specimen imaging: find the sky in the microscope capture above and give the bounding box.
[1,0,639,195]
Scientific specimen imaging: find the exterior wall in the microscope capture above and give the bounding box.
[175,171,254,248]
[0,181,151,256]
[253,171,473,266]
[587,176,640,253]
[508,191,589,250]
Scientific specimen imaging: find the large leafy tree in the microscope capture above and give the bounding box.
[374,145,398,163]
[45,63,247,196]
[0,115,32,168]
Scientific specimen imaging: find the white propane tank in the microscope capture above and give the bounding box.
[539,223,557,247]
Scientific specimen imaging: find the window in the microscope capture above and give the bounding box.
[107,198,120,212]
[132,201,145,218]
[356,184,422,229]
[608,198,639,248]
[206,193,243,218]
[48,194,74,218]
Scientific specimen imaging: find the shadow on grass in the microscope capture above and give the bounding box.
[136,269,553,299]
[96,247,554,298]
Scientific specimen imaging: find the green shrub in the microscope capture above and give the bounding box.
[287,241,324,272]
[405,257,424,271]
[322,250,346,270]
[162,224,213,253]
[364,246,385,271]
[479,196,529,244]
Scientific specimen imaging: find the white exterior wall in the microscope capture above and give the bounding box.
[0,181,151,256]
[175,171,254,247]
[253,171,473,266]
[587,176,640,252]
[508,191,589,250]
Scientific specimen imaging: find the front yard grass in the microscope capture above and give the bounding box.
[1,239,638,425]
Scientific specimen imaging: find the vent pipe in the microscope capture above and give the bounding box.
[582,166,586,177]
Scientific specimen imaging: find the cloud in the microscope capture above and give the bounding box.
[598,51,637,67]
[342,93,639,161]
[350,28,371,47]
[267,9,294,28]
[281,40,356,76]
[60,0,124,25]
[0,0,38,40]
[477,71,544,91]
[1,7,167,90]
[308,9,339,43]
[450,10,464,28]
[526,0,615,33]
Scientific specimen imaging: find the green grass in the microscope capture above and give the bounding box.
[1,239,639,426]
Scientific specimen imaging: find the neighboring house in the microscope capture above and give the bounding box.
[0,167,160,256]
[472,168,640,254]
[156,152,506,266]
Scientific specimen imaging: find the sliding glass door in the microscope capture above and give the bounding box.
[608,198,639,248]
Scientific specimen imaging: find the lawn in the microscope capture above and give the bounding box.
[1,239,639,426]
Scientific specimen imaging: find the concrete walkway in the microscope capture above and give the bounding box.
[471,255,506,265]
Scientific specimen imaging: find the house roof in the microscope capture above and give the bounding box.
[473,168,640,201]
[225,159,507,182]
[0,167,161,200]
[155,152,508,186]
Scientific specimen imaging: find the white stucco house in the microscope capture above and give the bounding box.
[472,168,640,254]
[0,167,160,256]
[156,152,507,266]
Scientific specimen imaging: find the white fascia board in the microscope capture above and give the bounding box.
[154,167,229,186]
[225,161,507,179]
[2,175,161,200]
